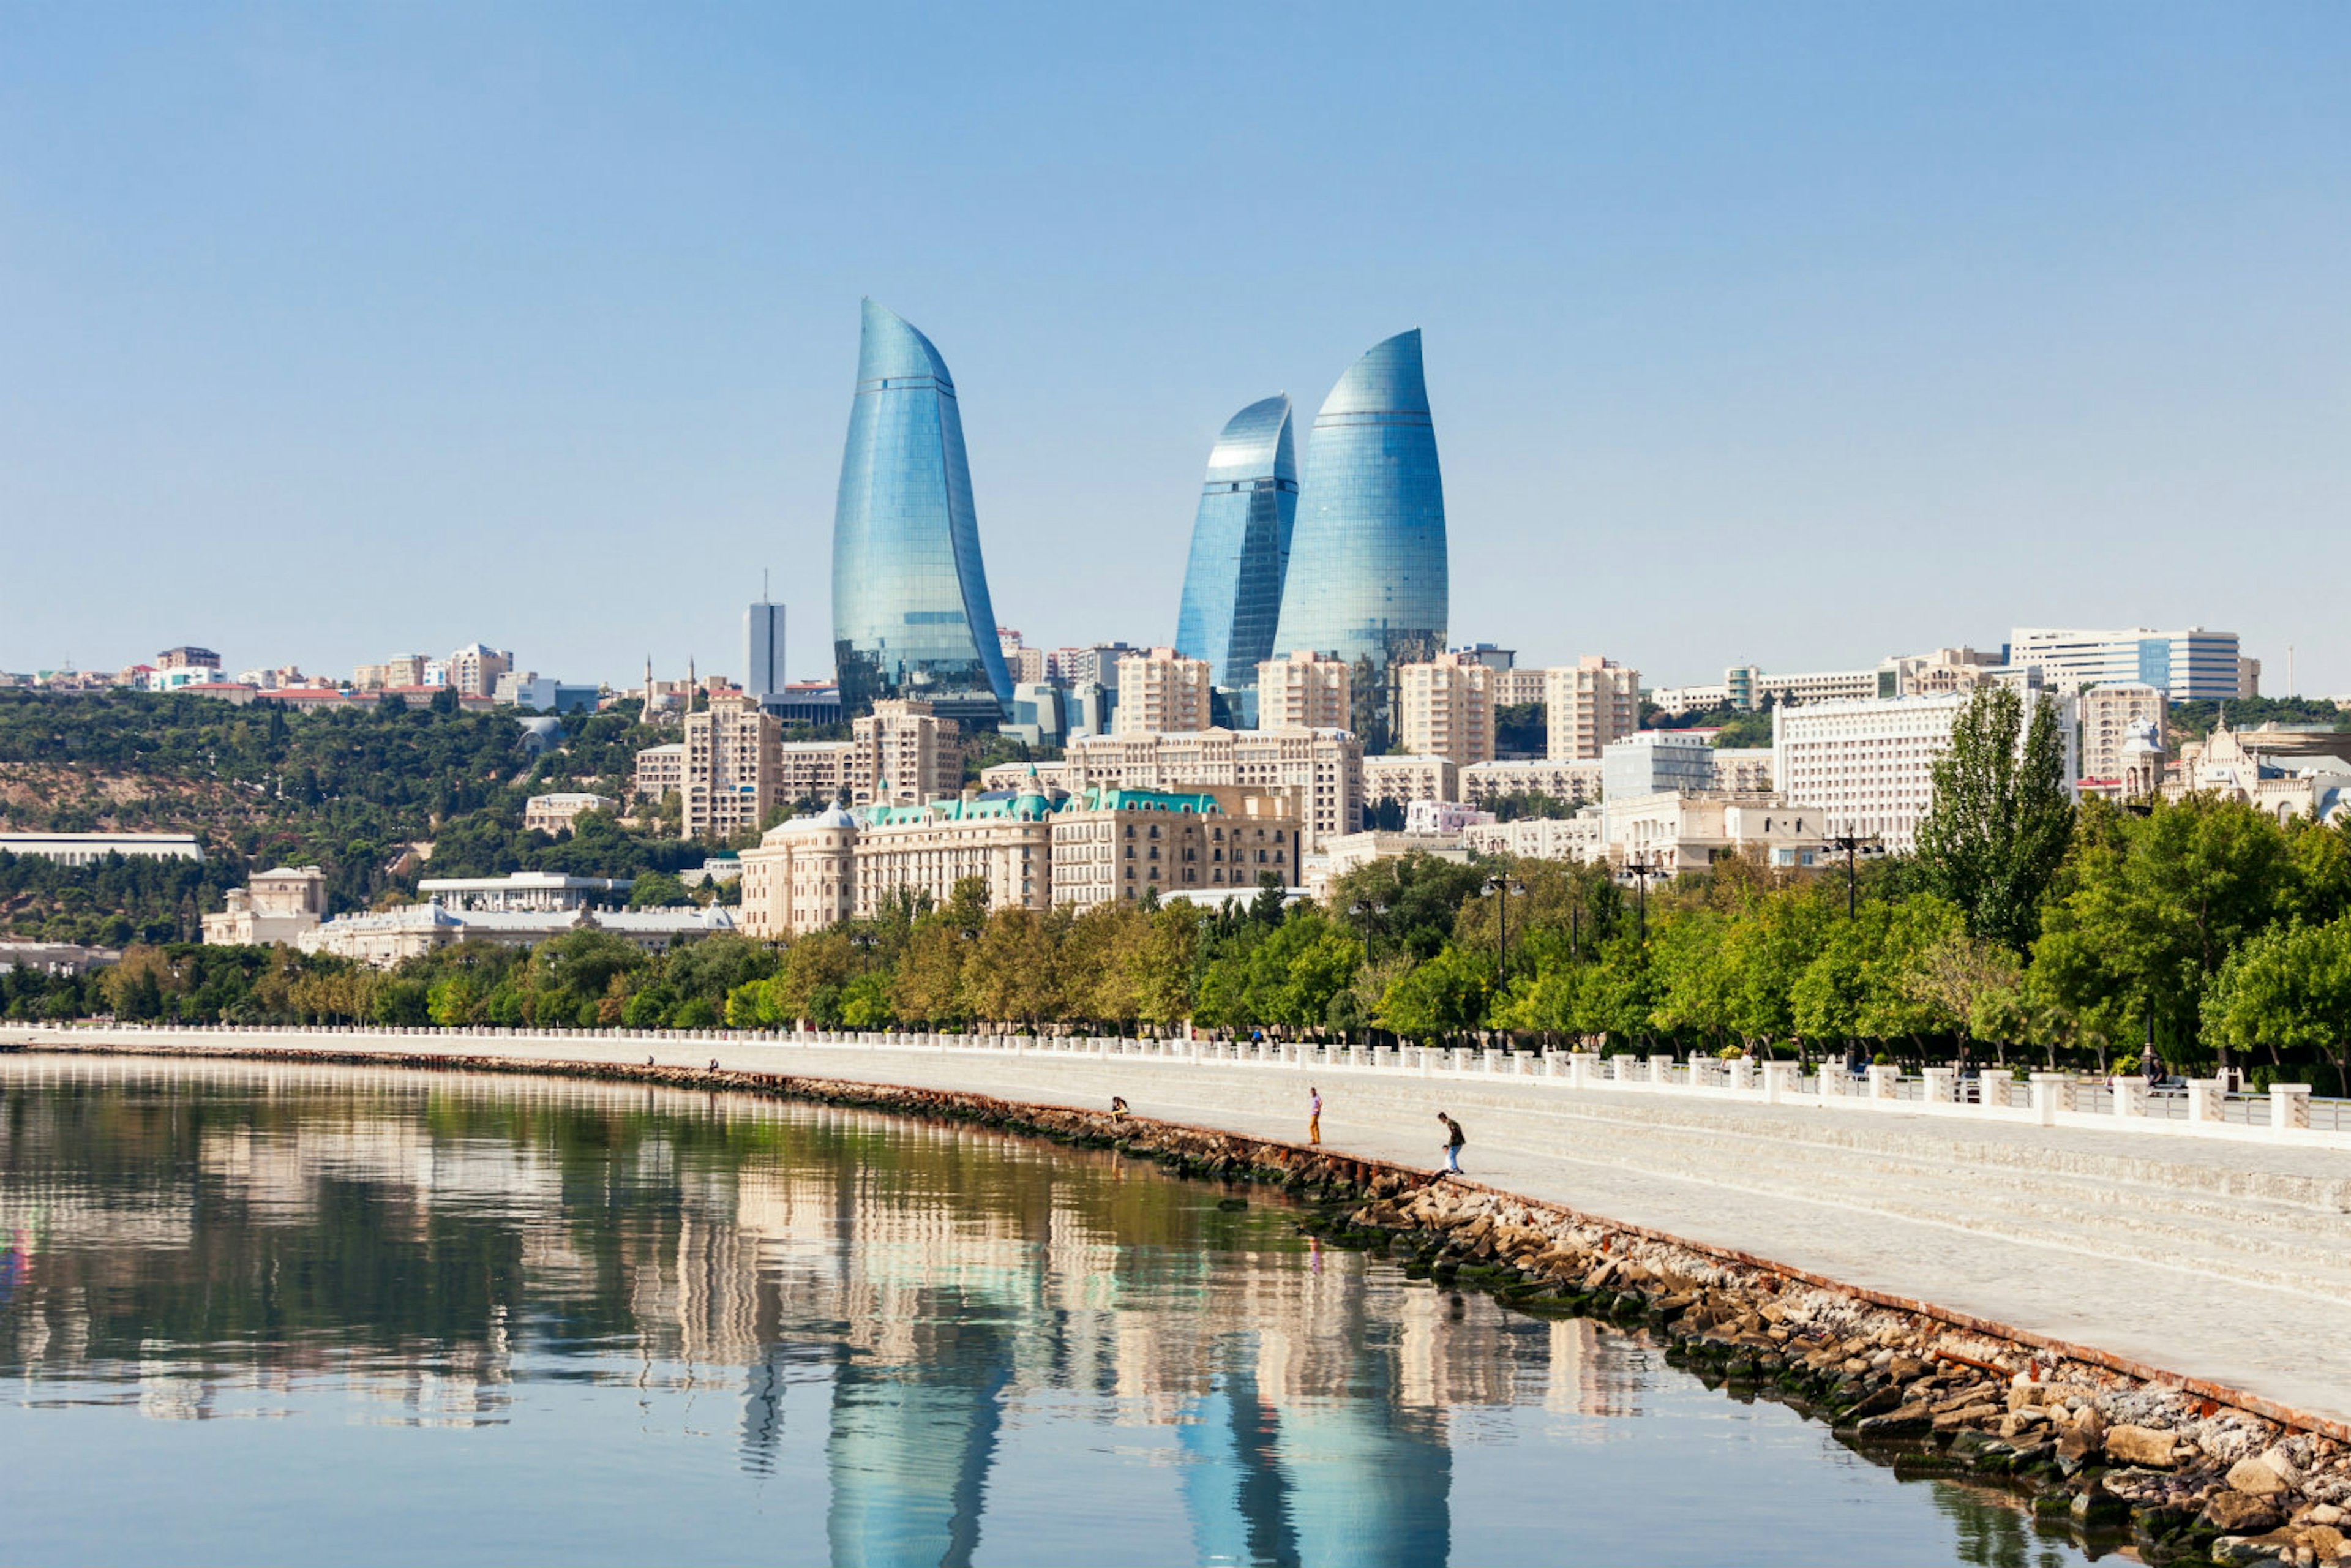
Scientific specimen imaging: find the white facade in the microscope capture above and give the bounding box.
[1460,759,1603,808]
[1362,753,1458,811]
[0,832,203,866]
[1771,693,2076,853]
[201,866,328,946]
[523,793,619,835]
[2009,626,2247,701]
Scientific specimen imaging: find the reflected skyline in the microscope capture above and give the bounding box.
[0,1058,2094,1568]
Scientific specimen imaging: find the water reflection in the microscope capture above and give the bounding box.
[0,1057,2098,1568]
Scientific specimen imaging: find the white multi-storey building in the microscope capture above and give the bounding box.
[1460,759,1603,809]
[2008,627,2248,701]
[1772,693,2077,853]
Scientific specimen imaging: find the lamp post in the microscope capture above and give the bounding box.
[1483,873,1524,978]
[1821,831,1881,920]
[1622,852,1665,944]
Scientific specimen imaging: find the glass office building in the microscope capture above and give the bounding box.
[1172,394,1297,688]
[1271,329,1447,732]
[831,299,1014,719]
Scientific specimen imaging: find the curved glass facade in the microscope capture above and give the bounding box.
[1272,330,1447,728]
[831,299,1014,718]
[1172,394,1297,688]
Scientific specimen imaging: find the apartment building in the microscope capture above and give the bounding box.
[848,699,964,807]
[446,643,514,699]
[1255,650,1352,731]
[682,694,781,841]
[2077,683,2169,792]
[1115,647,1214,735]
[1545,657,1641,761]
[1065,726,1360,852]
[632,742,686,804]
[1460,759,1603,808]
[1362,753,1459,814]
[1395,651,1496,765]
[778,740,855,806]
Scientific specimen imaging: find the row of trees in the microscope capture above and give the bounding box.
[9,686,2350,1087]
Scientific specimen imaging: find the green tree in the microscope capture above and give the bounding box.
[1914,684,2073,951]
[2202,916,2351,1093]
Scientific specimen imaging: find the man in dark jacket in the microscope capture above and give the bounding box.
[1437,1112,1465,1175]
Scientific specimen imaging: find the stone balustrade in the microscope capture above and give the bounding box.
[12,1019,2347,1149]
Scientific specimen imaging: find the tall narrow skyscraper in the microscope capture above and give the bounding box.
[1173,395,1296,689]
[1272,330,1448,745]
[830,299,1014,720]
[745,587,786,702]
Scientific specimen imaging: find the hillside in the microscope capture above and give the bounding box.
[0,691,705,941]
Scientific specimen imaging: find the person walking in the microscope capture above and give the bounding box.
[1437,1112,1466,1176]
[1307,1086,1323,1146]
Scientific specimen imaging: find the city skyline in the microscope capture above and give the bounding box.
[2,8,2346,694]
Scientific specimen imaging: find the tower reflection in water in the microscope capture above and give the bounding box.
[0,1060,1641,1567]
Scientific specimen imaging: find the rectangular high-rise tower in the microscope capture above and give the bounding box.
[746,601,786,700]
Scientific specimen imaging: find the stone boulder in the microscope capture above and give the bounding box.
[2205,1490,2286,1534]
[2229,1457,2294,1498]
[2106,1424,2181,1469]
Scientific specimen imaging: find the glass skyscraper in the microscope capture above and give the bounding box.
[1172,394,1296,688]
[1271,329,1447,738]
[831,299,1014,719]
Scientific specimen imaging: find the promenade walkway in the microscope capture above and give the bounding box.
[12,1024,2350,1428]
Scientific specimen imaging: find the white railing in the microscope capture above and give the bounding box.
[9,1021,2346,1149]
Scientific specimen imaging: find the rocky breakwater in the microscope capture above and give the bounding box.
[1335,1179,2351,1567]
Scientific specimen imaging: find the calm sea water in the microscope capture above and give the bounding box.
[0,1057,2099,1567]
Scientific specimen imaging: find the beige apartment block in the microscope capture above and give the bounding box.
[1115,647,1214,736]
[1492,667,1548,708]
[1051,786,1298,909]
[1396,651,1496,765]
[779,740,856,806]
[380,653,432,689]
[1545,656,1640,761]
[200,866,328,946]
[632,741,686,803]
[1461,758,1603,809]
[2078,683,2168,790]
[351,663,389,692]
[683,693,782,842]
[1362,753,1459,812]
[1066,726,1360,852]
[1711,747,1774,793]
[523,792,618,835]
[849,700,964,807]
[1256,651,1352,732]
[446,643,513,699]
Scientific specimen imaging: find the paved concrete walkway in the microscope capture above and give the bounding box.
[13,1027,2351,1427]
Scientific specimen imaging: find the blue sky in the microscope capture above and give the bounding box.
[4,4,2346,694]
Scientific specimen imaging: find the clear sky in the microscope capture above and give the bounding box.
[4,4,2346,696]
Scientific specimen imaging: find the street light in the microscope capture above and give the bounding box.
[1621,852,1667,943]
[1820,831,1882,920]
[1483,873,1525,978]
